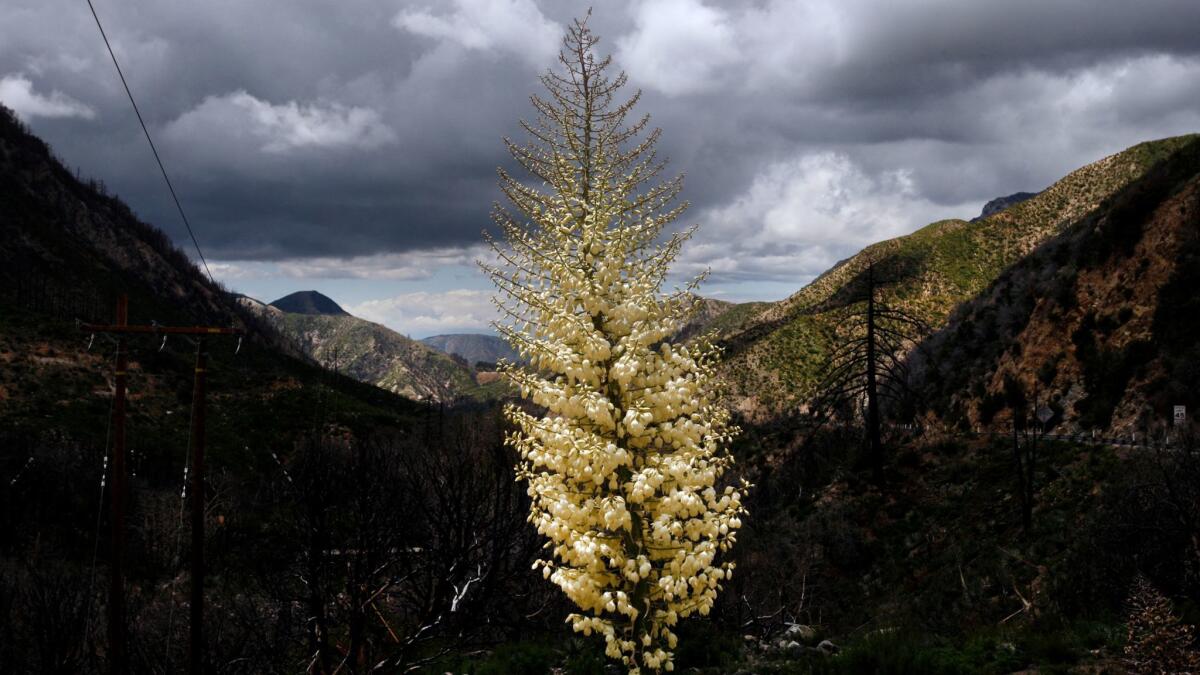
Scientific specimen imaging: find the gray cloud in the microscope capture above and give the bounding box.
[3,0,1200,293]
[0,73,96,120]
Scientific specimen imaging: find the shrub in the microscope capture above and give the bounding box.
[1123,575,1200,674]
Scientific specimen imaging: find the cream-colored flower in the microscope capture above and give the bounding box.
[483,15,748,675]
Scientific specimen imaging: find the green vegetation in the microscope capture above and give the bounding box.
[260,310,510,402]
[277,312,480,398]
[426,619,1129,674]
[699,300,772,337]
[718,134,1200,416]
[918,135,1200,432]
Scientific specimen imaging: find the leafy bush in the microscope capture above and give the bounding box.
[809,632,974,675]
[1123,575,1200,673]
[454,641,559,675]
[674,620,745,669]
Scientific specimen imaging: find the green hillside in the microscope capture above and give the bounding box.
[421,333,522,366]
[239,296,500,401]
[718,135,1200,417]
[914,136,1200,433]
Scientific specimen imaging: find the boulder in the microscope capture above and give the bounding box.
[817,639,839,656]
[782,640,807,658]
[783,623,817,643]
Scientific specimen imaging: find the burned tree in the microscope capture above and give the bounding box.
[1005,376,1037,535]
[268,405,540,674]
[998,375,1058,535]
[813,261,926,478]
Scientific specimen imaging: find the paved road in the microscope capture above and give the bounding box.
[964,429,1184,452]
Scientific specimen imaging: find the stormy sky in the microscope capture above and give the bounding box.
[3,0,1200,337]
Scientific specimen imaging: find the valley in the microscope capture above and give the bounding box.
[2,8,1199,671]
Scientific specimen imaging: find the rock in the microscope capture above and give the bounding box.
[817,639,839,656]
[783,623,817,643]
[783,640,806,657]
[742,634,757,643]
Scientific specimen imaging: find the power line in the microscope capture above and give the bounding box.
[84,0,216,285]
[81,344,119,656]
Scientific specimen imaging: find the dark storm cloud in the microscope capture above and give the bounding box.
[816,1,1200,103]
[3,0,1200,284]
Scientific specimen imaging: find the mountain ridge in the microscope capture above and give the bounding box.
[972,191,1039,222]
[712,134,1200,420]
[0,105,236,329]
[420,333,521,366]
[239,294,492,401]
[0,99,423,445]
[914,137,1200,433]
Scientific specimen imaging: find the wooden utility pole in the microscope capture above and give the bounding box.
[83,295,241,675]
[188,338,208,675]
[107,294,129,675]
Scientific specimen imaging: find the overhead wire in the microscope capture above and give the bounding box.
[81,343,120,657]
[76,2,246,651]
[164,337,201,668]
[84,0,216,285]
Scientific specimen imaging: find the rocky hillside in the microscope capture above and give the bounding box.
[670,297,768,344]
[714,134,1199,419]
[0,105,239,328]
[0,99,422,448]
[421,333,521,366]
[241,295,486,401]
[914,136,1200,434]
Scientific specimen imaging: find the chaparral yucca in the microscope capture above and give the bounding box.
[481,14,747,674]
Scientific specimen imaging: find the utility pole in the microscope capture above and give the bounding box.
[107,294,129,675]
[83,295,241,675]
[188,338,208,675]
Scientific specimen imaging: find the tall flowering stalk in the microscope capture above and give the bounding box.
[482,15,747,674]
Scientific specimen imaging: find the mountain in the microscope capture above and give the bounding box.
[242,295,489,401]
[914,136,1200,434]
[269,290,349,316]
[713,134,1199,419]
[0,99,426,458]
[420,333,521,366]
[972,191,1039,222]
[4,97,1197,675]
[0,106,235,329]
[0,106,518,672]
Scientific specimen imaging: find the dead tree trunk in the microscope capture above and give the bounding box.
[865,263,883,479]
[813,260,924,483]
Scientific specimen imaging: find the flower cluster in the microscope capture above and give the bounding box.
[484,16,748,673]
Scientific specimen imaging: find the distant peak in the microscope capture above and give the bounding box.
[269,290,349,316]
[972,191,1039,222]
